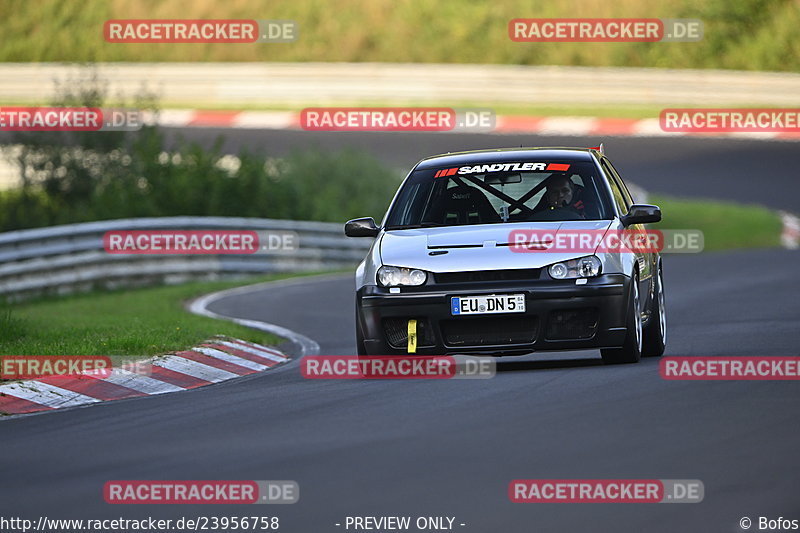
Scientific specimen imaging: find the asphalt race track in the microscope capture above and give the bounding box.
[1,132,799,533]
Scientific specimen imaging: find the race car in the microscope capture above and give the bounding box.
[345,146,666,364]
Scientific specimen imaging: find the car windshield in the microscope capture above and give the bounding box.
[384,160,612,229]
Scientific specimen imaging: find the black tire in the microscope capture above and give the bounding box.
[355,319,369,356]
[355,299,368,355]
[642,262,667,357]
[601,271,642,364]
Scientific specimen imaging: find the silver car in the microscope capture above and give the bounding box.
[345,147,666,364]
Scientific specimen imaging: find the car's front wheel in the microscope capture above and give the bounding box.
[601,272,642,364]
[642,262,666,357]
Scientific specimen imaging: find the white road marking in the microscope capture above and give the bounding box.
[153,355,239,383]
[153,356,240,383]
[193,346,269,371]
[215,340,288,363]
[102,368,185,394]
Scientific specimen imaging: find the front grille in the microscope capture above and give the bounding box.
[545,308,599,340]
[434,268,540,284]
[441,316,538,346]
[383,318,436,349]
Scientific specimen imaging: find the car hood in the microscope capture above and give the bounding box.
[379,221,613,273]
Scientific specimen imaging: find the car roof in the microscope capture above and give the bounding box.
[414,147,599,170]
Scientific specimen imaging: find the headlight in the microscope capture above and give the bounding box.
[377,266,428,287]
[547,255,602,279]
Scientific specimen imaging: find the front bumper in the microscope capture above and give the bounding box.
[357,274,630,355]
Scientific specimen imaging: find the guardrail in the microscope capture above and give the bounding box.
[2,63,799,107]
[0,217,370,300]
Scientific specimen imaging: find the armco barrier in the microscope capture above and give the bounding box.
[0,217,371,300]
[2,63,799,107]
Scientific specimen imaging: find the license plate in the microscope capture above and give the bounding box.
[451,294,526,316]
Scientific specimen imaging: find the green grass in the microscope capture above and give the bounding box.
[650,194,783,251]
[0,272,331,356]
[0,305,28,344]
[0,0,798,71]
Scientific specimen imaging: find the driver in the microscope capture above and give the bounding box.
[533,174,586,217]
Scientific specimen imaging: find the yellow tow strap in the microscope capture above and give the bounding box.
[407,319,417,354]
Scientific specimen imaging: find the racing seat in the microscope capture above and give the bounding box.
[429,184,501,225]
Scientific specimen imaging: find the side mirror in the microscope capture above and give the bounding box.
[344,217,380,237]
[622,204,661,226]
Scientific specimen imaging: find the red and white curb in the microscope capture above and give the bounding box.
[780,211,800,249]
[0,337,289,416]
[150,110,800,141]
